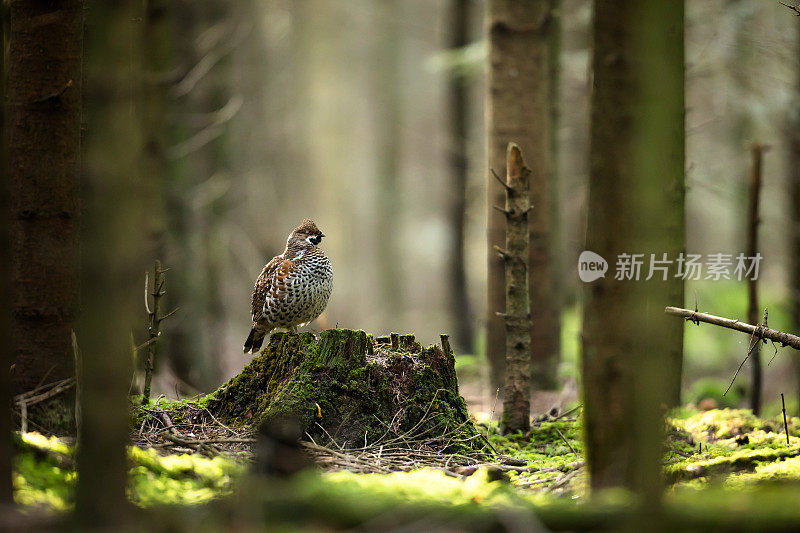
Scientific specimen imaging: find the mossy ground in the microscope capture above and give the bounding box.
[13,432,246,510]
[16,407,800,531]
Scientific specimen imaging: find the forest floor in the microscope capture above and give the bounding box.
[13,348,800,529]
[13,406,800,513]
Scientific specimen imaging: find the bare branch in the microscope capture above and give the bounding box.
[779,2,800,16]
[144,271,152,315]
[492,205,511,216]
[494,245,510,260]
[142,260,168,405]
[14,377,76,409]
[665,306,800,350]
[554,426,578,457]
[490,168,511,190]
[158,307,180,322]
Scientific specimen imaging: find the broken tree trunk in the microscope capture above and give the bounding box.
[496,143,531,434]
[205,329,481,451]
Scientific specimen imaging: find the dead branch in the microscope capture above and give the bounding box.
[141,260,177,405]
[665,306,800,349]
[13,377,76,408]
[72,331,82,439]
[490,168,511,190]
[501,143,531,433]
[779,2,800,16]
[554,426,578,457]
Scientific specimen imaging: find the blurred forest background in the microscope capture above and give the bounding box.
[26,0,800,414]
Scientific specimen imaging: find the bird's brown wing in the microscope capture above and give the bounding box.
[251,255,284,322]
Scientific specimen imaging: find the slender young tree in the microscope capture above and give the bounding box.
[582,0,684,503]
[447,0,475,353]
[8,0,81,414]
[486,0,556,393]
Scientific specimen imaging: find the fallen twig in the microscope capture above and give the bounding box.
[548,468,580,491]
[14,377,76,409]
[517,476,558,487]
[553,404,582,421]
[554,426,578,457]
[783,393,790,446]
[161,433,255,446]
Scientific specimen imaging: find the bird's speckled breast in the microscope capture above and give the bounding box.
[264,248,332,328]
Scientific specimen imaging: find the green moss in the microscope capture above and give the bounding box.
[666,447,800,483]
[677,409,764,440]
[13,432,246,511]
[663,408,800,486]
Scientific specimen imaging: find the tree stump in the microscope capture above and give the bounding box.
[205,329,480,450]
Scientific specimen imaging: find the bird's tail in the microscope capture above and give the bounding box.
[243,326,267,354]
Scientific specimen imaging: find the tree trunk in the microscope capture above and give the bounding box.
[140,0,171,257]
[8,1,81,419]
[164,0,231,390]
[486,0,555,395]
[373,0,403,314]
[789,16,800,414]
[746,144,764,415]
[446,0,475,354]
[75,0,151,523]
[0,4,12,503]
[536,0,561,390]
[583,0,684,505]
[500,144,531,434]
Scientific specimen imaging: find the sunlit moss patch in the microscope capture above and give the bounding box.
[13,432,246,511]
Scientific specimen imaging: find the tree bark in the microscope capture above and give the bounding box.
[75,0,149,524]
[446,0,475,354]
[140,0,170,256]
[788,15,800,414]
[8,0,82,404]
[164,0,231,390]
[486,0,555,394]
[583,0,684,506]
[746,144,765,415]
[373,0,403,314]
[0,3,12,503]
[535,0,561,390]
[500,144,531,433]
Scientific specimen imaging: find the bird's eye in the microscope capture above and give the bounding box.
[306,235,322,245]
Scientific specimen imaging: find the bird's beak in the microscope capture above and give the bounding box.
[320,232,325,238]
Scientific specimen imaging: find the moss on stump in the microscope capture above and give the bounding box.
[205,329,479,450]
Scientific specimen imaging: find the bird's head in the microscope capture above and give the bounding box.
[289,218,325,248]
